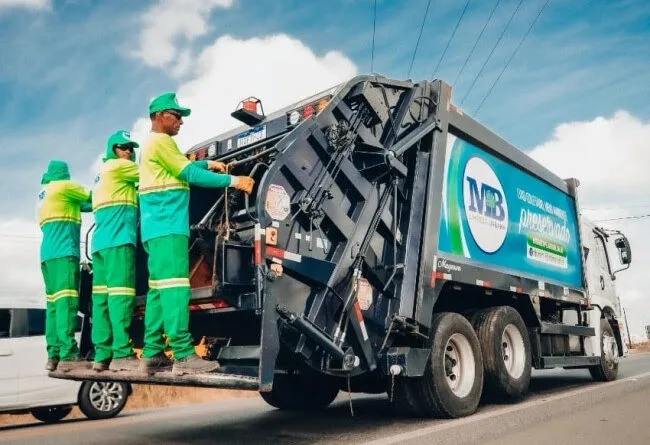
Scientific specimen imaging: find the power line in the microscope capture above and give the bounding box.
[459,0,524,106]
[475,0,552,115]
[583,204,650,211]
[431,0,472,79]
[452,0,502,87]
[594,214,650,223]
[370,0,377,73]
[407,0,433,78]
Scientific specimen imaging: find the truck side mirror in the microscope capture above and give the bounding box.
[615,236,632,265]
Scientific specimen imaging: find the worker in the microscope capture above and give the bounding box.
[139,92,254,375]
[90,130,141,372]
[38,160,93,372]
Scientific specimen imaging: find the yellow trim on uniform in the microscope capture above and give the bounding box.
[148,278,190,290]
[92,285,109,294]
[50,289,79,302]
[139,183,190,195]
[107,286,136,296]
[93,200,138,211]
[39,216,81,227]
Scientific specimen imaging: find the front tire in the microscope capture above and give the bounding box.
[78,381,129,420]
[472,306,532,401]
[589,318,619,382]
[30,405,73,423]
[393,312,484,418]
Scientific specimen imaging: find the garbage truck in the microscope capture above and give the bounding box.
[51,75,633,418]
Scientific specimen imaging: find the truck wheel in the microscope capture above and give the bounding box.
[589,318,619,382]
[472,306,532,401]
[393,312,483,418]
[30,405,73,423]
[78,381,129,420]
[260,372,339,410]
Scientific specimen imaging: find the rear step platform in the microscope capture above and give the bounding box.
[48,369,259,390]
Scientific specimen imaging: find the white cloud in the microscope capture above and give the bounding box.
[133,0,234,70]
[0,0,50,11]
[0,219,44,306]
[529,111,650,338]
[135,34,357,149]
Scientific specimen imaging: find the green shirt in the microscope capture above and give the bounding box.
[138,132,232,243]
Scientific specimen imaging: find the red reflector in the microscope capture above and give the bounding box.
[303,104,314,119]
[213,299,230,309]
[243,100,257,112]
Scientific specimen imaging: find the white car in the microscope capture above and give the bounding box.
[0,303,131,423]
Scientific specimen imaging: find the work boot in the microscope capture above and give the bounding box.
[92,359,111,372]
[57,357,91,372]
[140,352,173,375]
[45,358,59,371]
[172,353,219,376]
[109,355,140,372]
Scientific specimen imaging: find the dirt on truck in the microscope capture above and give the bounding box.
[52,75,633,418]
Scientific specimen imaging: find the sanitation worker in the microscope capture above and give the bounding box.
[38,160,92,372]
[90,130,141,372]
[139,92,254,375]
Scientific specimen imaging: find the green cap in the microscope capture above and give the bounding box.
[106,130,139,161]
[148,92,191,117]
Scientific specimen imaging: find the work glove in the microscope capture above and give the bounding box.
[208,161,228,173]
[232,176,255,194]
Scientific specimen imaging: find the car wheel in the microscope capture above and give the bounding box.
[78,381,129,420]
[30,405,73,423]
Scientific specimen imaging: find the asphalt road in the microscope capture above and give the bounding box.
[2,353,650,445]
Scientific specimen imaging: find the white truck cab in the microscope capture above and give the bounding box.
[0,302,131,423]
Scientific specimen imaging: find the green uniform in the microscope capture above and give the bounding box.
[38,161,92,361]
[139,131,233,360]
[91,131,140,363]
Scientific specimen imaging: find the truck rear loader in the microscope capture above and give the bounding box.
[51,75,633,418]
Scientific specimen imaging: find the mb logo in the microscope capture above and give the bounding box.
[466,178,506,221]
[463,156,509,253]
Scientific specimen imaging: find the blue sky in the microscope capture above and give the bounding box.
[1,1,649,217]
[2,0,650,334]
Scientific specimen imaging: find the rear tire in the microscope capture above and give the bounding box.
[472,306,532,401]
[260,371,339,410]
[392,312,484,418]
[30,405,73,423]
[589,318,619,382]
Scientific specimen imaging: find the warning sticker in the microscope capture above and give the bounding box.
[265,184,291,221]
[356,278,373,311]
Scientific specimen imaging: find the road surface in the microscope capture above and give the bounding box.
[2,353,650,445]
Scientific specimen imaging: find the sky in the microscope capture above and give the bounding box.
[1,0,649,338]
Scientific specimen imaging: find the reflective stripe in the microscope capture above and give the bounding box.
[50,289,79,302]
[139,183,189,195]
[108,286,136,296]
[46,294,53,302]
[93,200,138,211]
[52,289,79,299]
[40,216,81,227]
[149,278,190,290]
[92,285,109,294]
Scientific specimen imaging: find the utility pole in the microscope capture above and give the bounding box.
[623,307,632,349]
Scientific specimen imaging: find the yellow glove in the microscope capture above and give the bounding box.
[208,161,227,173]
[232,176,255,194]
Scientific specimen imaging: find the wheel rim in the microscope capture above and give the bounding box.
[502,324,526,379]
[603,334,618,368]
[443,333,475,398]
[89,382,124,412]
